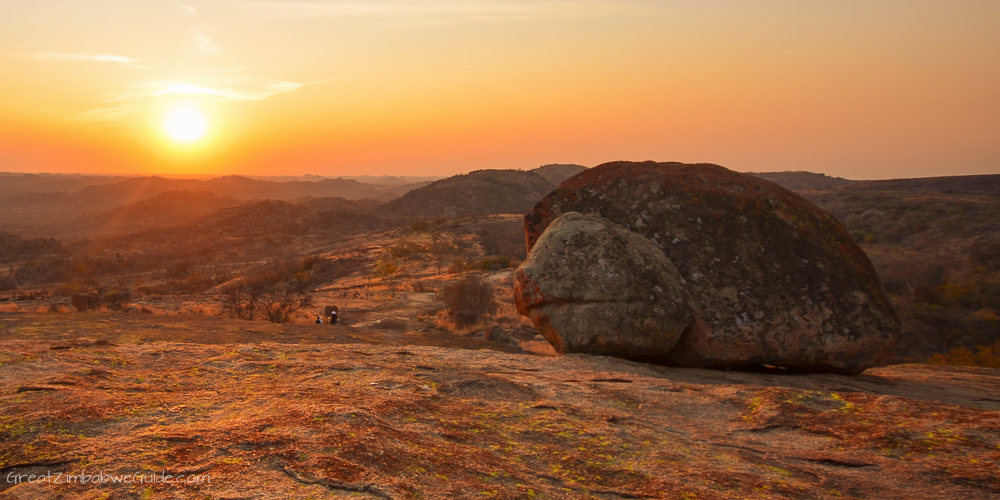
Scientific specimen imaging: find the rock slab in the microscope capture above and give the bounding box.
[524,161,900,374]
[514,212,693,358]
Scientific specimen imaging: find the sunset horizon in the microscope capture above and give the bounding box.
[2,1,998,179]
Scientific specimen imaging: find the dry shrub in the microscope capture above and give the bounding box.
[0,303,19,312]
[439,275,496,327]
[930,340,1000,368]
[446,258,471,274]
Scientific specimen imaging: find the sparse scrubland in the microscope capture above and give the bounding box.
[801,181,1000,366]
[0,169,998,498]
[1,169,998,365]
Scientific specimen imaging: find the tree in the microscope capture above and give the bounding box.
[257,283,313,324]
[222,278,311,324]
[221,280,265,320]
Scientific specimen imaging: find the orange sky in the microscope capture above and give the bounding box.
[1,1,998,179]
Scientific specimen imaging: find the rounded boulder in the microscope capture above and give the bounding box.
[524,161,900,374]
[514,212,693,358]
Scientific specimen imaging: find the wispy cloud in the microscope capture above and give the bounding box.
[246,0,643,22]
[81,79,310,121]
[108,80,305,102]
[178,3,223,55]
[177,2,198,16]
[34,52,147,68]
[192,26,222,55]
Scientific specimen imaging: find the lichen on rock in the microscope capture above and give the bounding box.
[522,161,900,374]
[514,212,693,358]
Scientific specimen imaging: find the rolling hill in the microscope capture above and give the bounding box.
[379,169,557,218]
[747,171,853,190]
[529,164,587,185]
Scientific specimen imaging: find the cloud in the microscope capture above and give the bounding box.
[176,3,223,55]
[177,2,198,15]
[108,80,305,102]
[192,27,222,55]
[34,52,147,68]
[81,79,310,121]
[246,0,643,22]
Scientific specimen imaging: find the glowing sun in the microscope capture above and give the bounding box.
[163,106,208,143]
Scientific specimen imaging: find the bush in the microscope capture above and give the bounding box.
[447,258,471,274]
[222,278,311,324]
[479,257,513,271]
[930,340,1000,368]
[440,275,497,327]
[257,284,313,324]
[477,221,527,261]
[375,253,398,277]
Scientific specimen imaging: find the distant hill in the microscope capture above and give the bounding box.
[379,169,556,218]
[833,174,1000,197]
[144,196,390,241]
[70,175,400,206]
[0,175,414,237]
[86,191,245,235]
[245,174,443,186]
[529,164,587,185]
[340,175,445,186]
[747,171,853,191]
[0,172,126,195]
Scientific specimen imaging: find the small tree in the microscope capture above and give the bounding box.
[257,283,313,324]
[221,280,265,320]
[223,278,311,324]
[428,234,453,275]
[440,275,497,327]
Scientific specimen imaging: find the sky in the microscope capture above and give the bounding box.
[1,1,998,179]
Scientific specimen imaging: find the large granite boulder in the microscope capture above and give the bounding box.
[524,161,900,374]
[514,212,693,358]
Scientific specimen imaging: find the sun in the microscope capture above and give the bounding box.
[163,106,208,143]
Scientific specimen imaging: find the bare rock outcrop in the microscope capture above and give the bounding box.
[524,161,900,374]
[514,212,693,358]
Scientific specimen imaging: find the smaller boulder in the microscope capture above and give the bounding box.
[484,326,520,347]
[514,212,693,358]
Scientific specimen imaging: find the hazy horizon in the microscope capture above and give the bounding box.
[2,1,998,179]
[1,164,998,182]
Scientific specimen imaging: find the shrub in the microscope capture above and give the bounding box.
[479,257,513,271]
[440,275,497,327]
[257,284,313,324]
[477,222,527,261]
[221,278,311,324]
[375,253,398,277]
[447,258,471,274]
[930,341,1000,368]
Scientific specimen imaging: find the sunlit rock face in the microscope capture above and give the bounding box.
[522,161,900,374]
[514,212,693,359]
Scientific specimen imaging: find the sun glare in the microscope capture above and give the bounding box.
[163,106,208,143]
